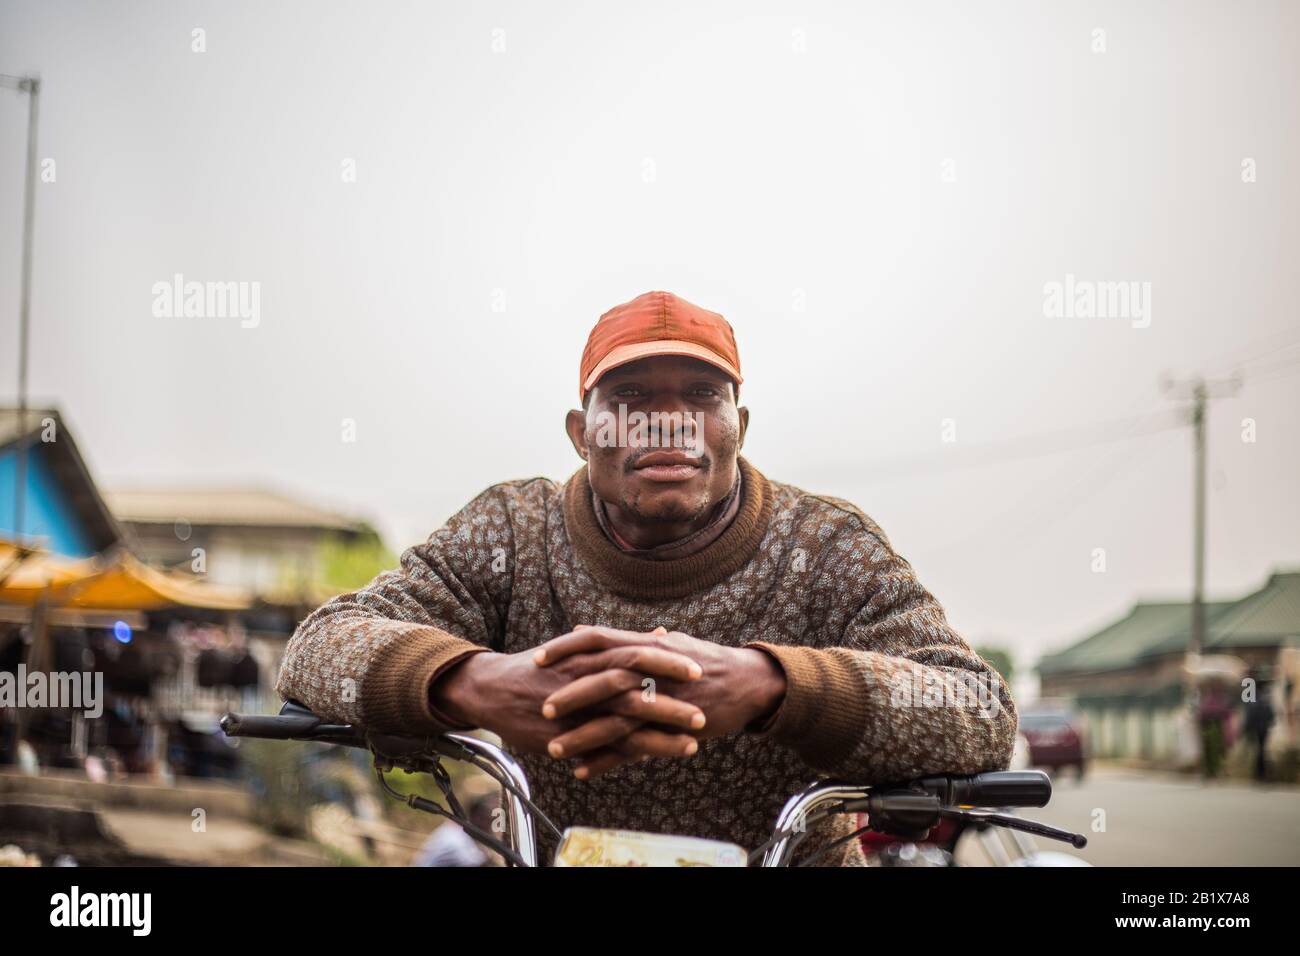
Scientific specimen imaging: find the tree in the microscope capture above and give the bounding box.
[316,531,396,593]
[975,645,1014,685]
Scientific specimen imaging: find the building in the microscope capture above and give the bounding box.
[1,406,384,778]
[1038,571,1300,766]
[0,408,123,557]
[105,486,383,626]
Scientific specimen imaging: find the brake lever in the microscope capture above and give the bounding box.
[939,807,1088,849]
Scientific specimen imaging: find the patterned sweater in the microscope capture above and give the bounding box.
[275,458,1018,865]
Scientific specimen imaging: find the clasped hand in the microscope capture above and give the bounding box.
[431,625,786,779]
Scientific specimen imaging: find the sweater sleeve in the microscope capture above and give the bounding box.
[274,483,525,735]
[743,514,1018,783]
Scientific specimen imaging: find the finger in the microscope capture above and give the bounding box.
[533,625,655,665]
[572,747,637,779]
[562,645,702,682]
[573,729,701,779]
[546,714,641,758]
[542,669,644,718]
[606,689,706,731]
[617,727,700,760]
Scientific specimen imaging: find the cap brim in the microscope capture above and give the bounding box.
[582,340,743,397]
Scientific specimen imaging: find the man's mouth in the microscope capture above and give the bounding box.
[630,450,705,482]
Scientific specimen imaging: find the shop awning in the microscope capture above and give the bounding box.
[0,539,249,611]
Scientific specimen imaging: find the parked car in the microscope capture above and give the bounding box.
[1019,710,1086,778]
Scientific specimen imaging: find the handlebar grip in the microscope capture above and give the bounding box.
[941,771,1052,808]
[220,712,321,739]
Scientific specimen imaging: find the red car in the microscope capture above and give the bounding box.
[1019,710,1086,778]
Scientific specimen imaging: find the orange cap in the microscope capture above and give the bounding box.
[579,291,743,401]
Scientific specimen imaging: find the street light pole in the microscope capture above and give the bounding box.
[1,74,40,543]
[1190,379,1209,657]
[1162,372,1242,655]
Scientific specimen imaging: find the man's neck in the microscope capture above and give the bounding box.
[603,508,708,550]
[598,473,742,552]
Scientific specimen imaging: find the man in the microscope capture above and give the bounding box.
[276,290,1017,865]
[1241,675,1275,783]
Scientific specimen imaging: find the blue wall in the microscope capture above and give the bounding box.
[0,444,96,557]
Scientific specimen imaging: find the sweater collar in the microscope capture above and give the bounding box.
[563,457,772,600]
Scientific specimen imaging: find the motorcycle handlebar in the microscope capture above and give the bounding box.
[915,770,1052,809]
[221,703,1058,866]
[219,711,328,740]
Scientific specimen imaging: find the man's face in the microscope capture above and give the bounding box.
[566,355,748,528]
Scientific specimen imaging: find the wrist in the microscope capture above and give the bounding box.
[744,647,787,726]
[429,651,494,728]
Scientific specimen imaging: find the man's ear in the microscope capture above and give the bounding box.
[737,404,750,451]
[565,408,589,461]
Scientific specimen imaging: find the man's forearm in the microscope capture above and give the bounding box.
[744,641,1017,781]
[275,592,488,734]
[736,529,1020,782]
[274,500,511,735]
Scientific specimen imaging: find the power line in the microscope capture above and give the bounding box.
[938,415,1169,556]
[840,408,1187,484]
[1203,328,1300,378]
[1237,354,1300,385]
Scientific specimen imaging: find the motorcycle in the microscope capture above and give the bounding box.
[221,700,1089,867]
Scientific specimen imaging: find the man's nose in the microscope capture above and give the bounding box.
[645,391,689,420]
[643,392,697,447]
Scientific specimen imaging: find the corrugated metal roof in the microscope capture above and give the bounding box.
[1040,571,1300,676]
[1207,572,1300,646]
[105,487,369,532]
[1039,601,1233,675]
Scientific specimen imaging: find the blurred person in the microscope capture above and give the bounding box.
[277,291,1018,865]
[1198,682,1233,779]
[1286,674,1296,733]
[15,738,39,775]
[1242,677,1275,782]
[414,794,501,867]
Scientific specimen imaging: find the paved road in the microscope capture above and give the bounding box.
[999,765,1300,866]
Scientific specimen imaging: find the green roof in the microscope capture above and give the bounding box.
[1206,571,1300,648]
[1039,601,1232,675]
[1038,571,1300,676]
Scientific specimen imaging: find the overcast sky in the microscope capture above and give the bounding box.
[1,0,1297,684]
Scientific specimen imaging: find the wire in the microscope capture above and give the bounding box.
[938,410,1171,555]
[1239,355,1300,385]
[836,409,1187,485]
[373,764,529,868]
[462,752,564,841]
[796,821,878,867]
[744,808,835,866]
[1205,328,1300,378]
[829,331,1293,487]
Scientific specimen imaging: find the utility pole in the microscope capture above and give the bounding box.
[1,73,40,543]
[1161,372,1242,655]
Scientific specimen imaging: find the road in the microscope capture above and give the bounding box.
[996,765,1300,866]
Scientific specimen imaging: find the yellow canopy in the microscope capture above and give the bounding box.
[0,538,43,582]
[0,540,248,611]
